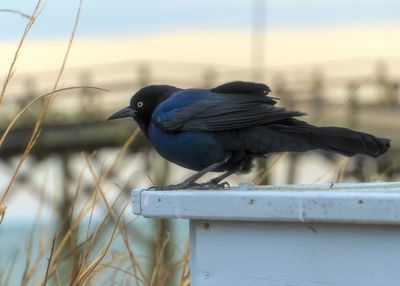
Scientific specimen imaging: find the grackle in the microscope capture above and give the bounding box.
[108,81,390,189]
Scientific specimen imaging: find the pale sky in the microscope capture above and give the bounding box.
[1,0,400,40]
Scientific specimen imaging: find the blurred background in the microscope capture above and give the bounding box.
[0,0,399,285]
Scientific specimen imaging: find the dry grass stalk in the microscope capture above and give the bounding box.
[53,0,82,91]
[0,250,19,285]
[79,210,126,285]
[337,157,351,183]
[43,234,57,286]
[255,152,289,185]
[374,162,397,182]
[71,206,125,286]
[148,221,190,286]
[312,157,348,184]
[0,86,107,209]
[0,9,31,19]
[0,86,107,149]
[18,171,56,285]
[316,79,367,125]
[0,205,6,223]
[82,150,148,285]
[98,263,145,282]
[0,129,40,218]
[150,221,170,286]
[178,242,190,286]
[0,0,84,221]
[30,129,142,285]
[0,0,43,105]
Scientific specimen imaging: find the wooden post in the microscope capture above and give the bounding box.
[346,81,359,129]
[251,0,267,183]
[79,70,97,118]
[21,76,39,121]
[202,67,217,89]
[375,60,393,105]
[146,151,172,284]
[137,62,151,88]
[57,153,77,284]
[251,0,266,81]
[274,73,298,184]
[310,68,324,123]
[389,82,399,106]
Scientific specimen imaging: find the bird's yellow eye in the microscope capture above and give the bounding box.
[137,101,143,108]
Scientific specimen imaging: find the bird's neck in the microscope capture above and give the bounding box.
[138,121,150,136]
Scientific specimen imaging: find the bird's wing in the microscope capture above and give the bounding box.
[152,81,304,132]
[211,81,274,101]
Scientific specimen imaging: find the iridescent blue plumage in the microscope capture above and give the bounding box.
[152,89,208,128]
[108,81,390,189]
[147,123,225,171]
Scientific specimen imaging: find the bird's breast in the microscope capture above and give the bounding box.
[147,124,226,171]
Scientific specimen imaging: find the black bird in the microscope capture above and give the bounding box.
[108,81,390,189]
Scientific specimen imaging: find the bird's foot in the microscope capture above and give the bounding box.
[148,181,230,190]
[147,184,188,190]
[188,181,230,190]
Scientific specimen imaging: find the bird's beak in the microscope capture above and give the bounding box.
[107,106,136,120]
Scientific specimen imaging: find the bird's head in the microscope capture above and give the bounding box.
[108,85,179,131]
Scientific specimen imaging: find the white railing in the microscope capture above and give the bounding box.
[133,182,400,286]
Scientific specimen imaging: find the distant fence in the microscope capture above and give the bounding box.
[1,58,399,154]
[1,58,399,119]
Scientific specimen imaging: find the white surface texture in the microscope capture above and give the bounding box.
[190,220,400,286]
[132,182,400,286]
[132,182,400,224]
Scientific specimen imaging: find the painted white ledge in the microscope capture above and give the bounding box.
[132,182,400,286]
[132,182,400,225]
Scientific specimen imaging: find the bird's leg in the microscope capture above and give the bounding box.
[151,154,231,190]
[204,170,235,186]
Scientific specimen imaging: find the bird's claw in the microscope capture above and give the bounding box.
[221,181,230,189]
[188,181,230,190]
[148,181,230,191]
[148,184,184,190]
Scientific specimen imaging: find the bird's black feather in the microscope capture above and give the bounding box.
[109,81,391,188]
[211,81,273,99]
[153,88,303,132]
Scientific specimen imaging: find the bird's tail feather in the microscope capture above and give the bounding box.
[278,124,390,157]
[310,127,390,157]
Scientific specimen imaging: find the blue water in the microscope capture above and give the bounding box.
[0,218,189,285]
[0,223,42,285]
